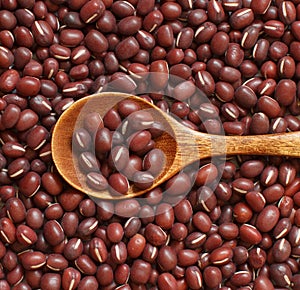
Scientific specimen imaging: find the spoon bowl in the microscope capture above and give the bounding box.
[52,92,180,199]
[52,92,300,199]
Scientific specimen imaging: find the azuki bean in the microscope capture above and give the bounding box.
[22,165,43,192]
[203,266,222,288]
[127,130,151,152]
[254,275,275,290]
[270,263,292,287]
[123,260,147,286]
[279,161,296,186]
[108,173,129,195]
[21,251,46,270]
[2,250,18,272]
[256,205,280,232]
[110,241,127,265]
[264,20,285,38]
[144,223,167,246]
[262,184,284,204]
[80,0,105,24]
[175,28,193,50]
[40,273,61,290]
[272,238,291,263]
[8,157,30,179]
[279,1,296,24]
[198,252,212,271]
[275,79,297,106]
[59,29,84,47]
[249,112,269,134]
[230,8,254,30]
[93,273,112,290]
[15,110,39,132]
[269,41,289,62]
[278,56,296,79]
[210,246,233,266]
[252,38,269,62]
[273,218,292,240]
[0,30,13,49]
[85,29,108,54]
[155,25,173,49]
[2,104,21,129]
[0,185,15,202]
[219,66,241,83]
[209,32,229,56]
[117,16,141,36]
[187,8,206,26]
[195,70,215,96]
[31,21,54,47]
[6,264,24,286]
[43,220,64,246]
[225,43,244,68]
[5,197,26,223]
[26,208,43,230]
[149,60,169,90]
[218,262,236,278]
[62,267,81,290]
[16,224,38,245]
[16,76,41,97]
[115,36,139,60]
[206,0,225,23]
[0,69,20,93]
[230,271,252,287]
[239,224,262,245]
[160,2,182,20]
[142,9,163,32]
[44,203,64,220]
[156,272,177,289]
[278,196,294,218]
[184,266,203,289]
[240,60,258,78]
[185,231,207,249]
[89,237,108,263]
[251,0,271,14]
[77,276,98,290]
[63,238,83,261]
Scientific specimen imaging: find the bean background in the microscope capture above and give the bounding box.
[1,0,300,289]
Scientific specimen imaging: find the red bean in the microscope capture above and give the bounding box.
[256,205,280,232]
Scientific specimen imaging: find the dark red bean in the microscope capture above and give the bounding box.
[16,224,38,245]
[31,21,54,47]
[43,220,64,246]
[80,0,105,24]
[240,224,262,245]
[256,205,280,232]
[85,29,108,54]
[62,267,81,290]
[210,246,233,266]
[21,251,46,270]
[230,8,254,30]
[6,197,26,223]
[157,273,177,289]
[115,37,139,60]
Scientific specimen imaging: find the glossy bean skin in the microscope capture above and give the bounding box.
[0,1,300,289]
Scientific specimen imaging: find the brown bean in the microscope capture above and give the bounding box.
[256,205,280,233]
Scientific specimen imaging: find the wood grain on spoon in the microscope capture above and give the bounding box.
[52,92,300,200]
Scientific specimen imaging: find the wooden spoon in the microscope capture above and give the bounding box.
[52,92,300,199]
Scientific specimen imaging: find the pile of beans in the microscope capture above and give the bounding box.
[73,99,166,194]
[1,0,300,289]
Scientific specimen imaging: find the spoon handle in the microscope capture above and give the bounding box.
[177,129,300,165]
[192,131,300,160]
[224,131,300,157]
